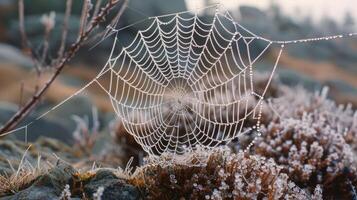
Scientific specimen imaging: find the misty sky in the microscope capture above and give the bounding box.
[185,0,357,24]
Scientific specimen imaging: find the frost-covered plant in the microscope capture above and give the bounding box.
[255,112,357,198]
[59,184,71,200]
[131,147,315,200]
[71,107,101,155]
[92,186,104,200]
[312,185,323,200]
[268,86,357,150]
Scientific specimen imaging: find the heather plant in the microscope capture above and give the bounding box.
[130,147,320,200]
[268,86,357,151]
[247,86,357,198]
[255,114,356,198]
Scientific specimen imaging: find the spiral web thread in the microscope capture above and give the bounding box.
[2,4,357,164]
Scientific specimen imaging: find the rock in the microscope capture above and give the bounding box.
[83,169,140,200]
[3,162,77,200]
[1,187,59,200]
[0,43,33,68]
[34,162,76,190]
[1,166,140,200]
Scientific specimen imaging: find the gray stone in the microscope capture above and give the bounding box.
[84,169,141,200]
[1,186,59,200]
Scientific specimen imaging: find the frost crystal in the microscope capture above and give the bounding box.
[59,184,71,199]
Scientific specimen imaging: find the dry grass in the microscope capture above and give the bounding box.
[0,145,50,196]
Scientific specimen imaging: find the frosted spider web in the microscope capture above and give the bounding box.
[2,4,357,163]
[97,9,281,157]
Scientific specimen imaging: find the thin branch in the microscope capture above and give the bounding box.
[92,0,103,21]
[90,0,128,43]
[0,0,124,136]
[106,0,128,37]
[19,81,25,108]
[78,0,91,39]
[40,12,56,65]
[111,0,128,29]
[18,0,41,74]
[18,0,28,51]
[57,0,73,60]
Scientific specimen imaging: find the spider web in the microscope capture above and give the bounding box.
[95,9,282,157]
[2,4,356,163]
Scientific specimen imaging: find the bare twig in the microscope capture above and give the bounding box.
[18,0,28,51]
[0,0,125,136]
[18,0,41,74]
[40,12,56,65]
[110,0,128,30]
[78,0,91,38]
[57,0,73,60]
[19,81,25,108]
[91,0,103,21]
[89,0,128,44]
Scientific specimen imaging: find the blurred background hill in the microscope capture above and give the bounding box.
[0,0,356,143]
